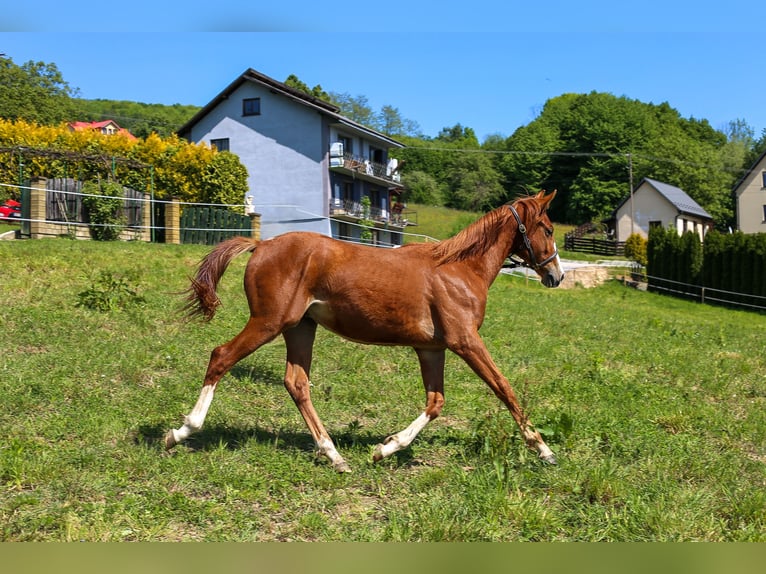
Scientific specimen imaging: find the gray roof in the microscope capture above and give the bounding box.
[644,178,712,219]
[612,177,712,220]
[177,68,404,149]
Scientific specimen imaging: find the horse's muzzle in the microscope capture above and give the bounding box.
[541,268,565,288]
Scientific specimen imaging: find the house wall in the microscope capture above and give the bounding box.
[328,127,393,218]
[615,183,709,241]
[735,156,766,234]
[187,82,331,239]
[615,183,677,240]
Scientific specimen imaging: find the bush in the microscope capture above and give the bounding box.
[0,119,249,204]
[624,233,647,266]
[81,181,125,241]
[76,271,145,312]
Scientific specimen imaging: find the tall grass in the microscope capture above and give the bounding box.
[1,238,764,541]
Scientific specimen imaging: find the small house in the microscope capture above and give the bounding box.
[67,120,136,140]
[609,178,713,242]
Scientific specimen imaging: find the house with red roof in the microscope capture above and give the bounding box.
[67,120,137,140]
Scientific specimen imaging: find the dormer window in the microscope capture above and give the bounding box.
[243,98,261,117]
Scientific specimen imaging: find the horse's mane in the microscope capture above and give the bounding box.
[433,196,539,265]
[433,205,510,265]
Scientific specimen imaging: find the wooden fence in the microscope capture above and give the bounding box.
[564,234,626,256]
[180,206,253,245]
[18,177,260,244]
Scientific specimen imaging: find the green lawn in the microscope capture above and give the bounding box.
[1,238,764,541]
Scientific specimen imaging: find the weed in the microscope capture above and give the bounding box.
[76,271,146,312]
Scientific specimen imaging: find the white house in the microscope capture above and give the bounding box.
[732,148,766,234]
[609,178,713,241]
[177,68,407,245]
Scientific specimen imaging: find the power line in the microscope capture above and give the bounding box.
[403,145,750,175]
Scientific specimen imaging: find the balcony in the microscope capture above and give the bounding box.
[329,198,417,228]
[329,152,402,186]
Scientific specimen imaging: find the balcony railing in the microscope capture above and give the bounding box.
[330,153,402,184]
[329,198,416,227]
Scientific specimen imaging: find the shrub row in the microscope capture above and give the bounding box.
[0,119,248,205]
[647,225,766,298]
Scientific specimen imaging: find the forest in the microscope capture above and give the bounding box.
[2,55,765,229]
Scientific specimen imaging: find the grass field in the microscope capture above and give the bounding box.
[1,237,764,541]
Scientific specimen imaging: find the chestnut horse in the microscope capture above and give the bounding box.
[165,191,564,472]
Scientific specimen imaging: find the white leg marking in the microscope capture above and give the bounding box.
[171,384,215,444]
[375,411,431,460]
[522,426,557,463]
[537,442,555,460]
[316,437,351,472]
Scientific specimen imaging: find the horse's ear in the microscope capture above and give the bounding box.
[538,189,557,210]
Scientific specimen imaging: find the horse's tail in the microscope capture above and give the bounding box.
[183,236,259,321]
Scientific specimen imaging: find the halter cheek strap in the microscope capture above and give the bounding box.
[507,204,558,270]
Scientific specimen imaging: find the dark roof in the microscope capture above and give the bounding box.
[645,178,712,219]
[177,68,404,149]
[732,147,766,194]
[612,177,713,220]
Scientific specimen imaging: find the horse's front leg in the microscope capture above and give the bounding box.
[373,349,445,462]
[453,334,556,464]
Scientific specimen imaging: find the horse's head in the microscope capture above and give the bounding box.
[508,190,565,288]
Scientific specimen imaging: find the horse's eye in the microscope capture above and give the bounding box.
[545,228,553,238]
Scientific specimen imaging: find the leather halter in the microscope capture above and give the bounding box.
[507,204,559,270]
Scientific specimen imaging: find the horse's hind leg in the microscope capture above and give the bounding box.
[373,349,445,462]
[283,318,351,473]
[165,317,278,449]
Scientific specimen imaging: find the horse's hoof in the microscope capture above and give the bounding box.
[372,444,384,462]
[333,460,352,473]
[164,429,177,450]
[540,453,557,465]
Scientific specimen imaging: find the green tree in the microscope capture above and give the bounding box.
[377,105,421,137]
[497,92,740,228]
[283,74,331,101]
[73,99,200,138]
[400,170,442,205]
[329,92,376,127]
[0,56,78,124]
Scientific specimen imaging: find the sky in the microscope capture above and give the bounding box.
[2,3,765,143]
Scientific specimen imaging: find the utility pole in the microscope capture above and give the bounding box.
[627,153,634,236]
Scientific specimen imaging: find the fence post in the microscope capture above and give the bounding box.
[249,212,262,241]
[141,193,152,242]
[165,197,181,245]
[29,177,47,239]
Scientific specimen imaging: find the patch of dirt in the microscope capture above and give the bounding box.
[558,266,610,289]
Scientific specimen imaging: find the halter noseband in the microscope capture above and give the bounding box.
[507,204,559,270]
